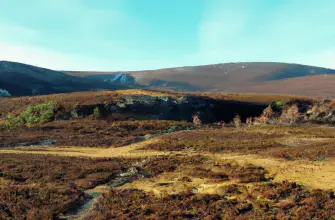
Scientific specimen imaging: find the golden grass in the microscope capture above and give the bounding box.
[120,171,233,197]
[3,148,334,190]
[115,89,178,97]
[118,151,335,199]
[2,124,335,191]
[119,160,241,197]
[208,153,335,190]
[0,138,168,158]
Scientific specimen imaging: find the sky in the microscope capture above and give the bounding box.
[0,0,334,71]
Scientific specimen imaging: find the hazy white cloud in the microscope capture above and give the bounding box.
[0,0,170,71]
[0,22,38,39]
[0,22,41,46]
[195,1,335,69]
[0,18,195,71]
[0,0,148,71]
[196,2,249,64]
[0,41,198,71]
[0,43,89,70]
[1,0,335,70]
[290,50,335,69]
[0,21,86,70]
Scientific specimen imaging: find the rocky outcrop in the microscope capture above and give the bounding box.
[69,95,266,123]
[0,89,11,97]
[109,74,136,85]
[86,74,136,86]
[256,100,335,125]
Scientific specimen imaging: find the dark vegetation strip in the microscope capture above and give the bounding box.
[85,182,335,219]
[0,120,193,148]
[142,127,335,161]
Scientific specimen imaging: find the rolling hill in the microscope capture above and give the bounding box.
[1,61,335,97]
[0,61,129,96]
[68,62,335,98]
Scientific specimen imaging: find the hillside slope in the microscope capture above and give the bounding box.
[0,61,128,96]
[229,75,335,99]
[68,62,335,97]
[2,61,334,97]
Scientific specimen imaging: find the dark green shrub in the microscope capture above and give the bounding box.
[20,102,57,124]
[0,113,21,130]
[71,109,79,119]
[271,100,286,112]
[93,107,101,119]
[233,115,242,128]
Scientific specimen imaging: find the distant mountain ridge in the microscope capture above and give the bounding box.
[1,61,335,98]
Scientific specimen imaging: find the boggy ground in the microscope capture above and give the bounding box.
[1,124,335,219]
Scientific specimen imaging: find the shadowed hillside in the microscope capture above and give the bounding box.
[0,61,129,97]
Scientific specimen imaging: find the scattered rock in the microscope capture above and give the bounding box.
[17,140,57,147]
[256,99,335,125]
[0,89,11,97]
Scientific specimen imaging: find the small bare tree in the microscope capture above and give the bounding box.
[233,115,242,128]
[192,113,202,125]
[246,117,253,127]
[281,104,299,124]
[217,121,225,128]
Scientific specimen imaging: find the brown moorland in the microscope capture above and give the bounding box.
[68,62,335,98]
[0,120,192,148]
[1,90,335,219]
[142,125,335,160]
[232,75,335,99]
[0,154,136,219]
[85,184,335,220]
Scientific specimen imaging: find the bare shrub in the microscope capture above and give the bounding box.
[192,113,202,125]
[262,105,275,118]
[217,121,225,127]
[233,115,242,128]
[246,117,253,127]
[281,104,299,124]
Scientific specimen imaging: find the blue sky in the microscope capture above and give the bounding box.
[0,0,334,71]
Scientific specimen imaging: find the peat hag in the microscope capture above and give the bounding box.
[70,95,267,123]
